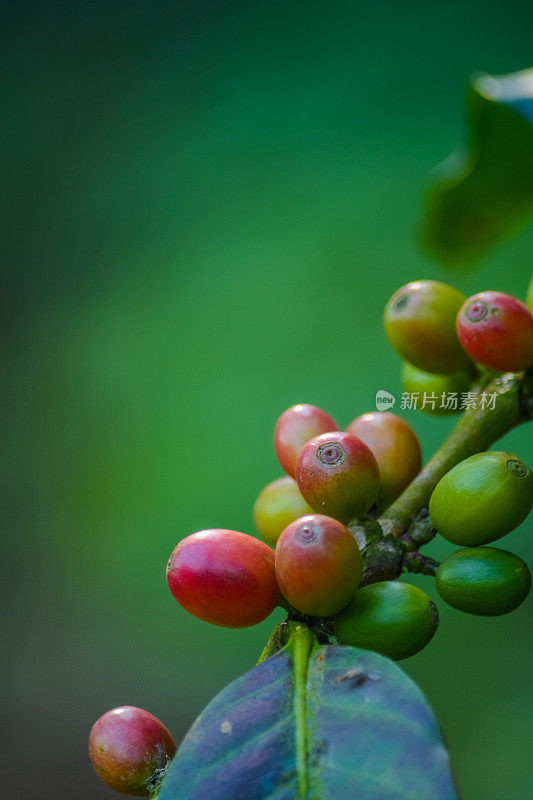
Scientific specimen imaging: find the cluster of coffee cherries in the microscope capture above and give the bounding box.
[165,402,437,658]
[386,281,533,415]
[89,278,533,797]
[431,450,532,616]
[383,279,533,616]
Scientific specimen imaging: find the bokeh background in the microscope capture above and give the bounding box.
[4,1,533,798]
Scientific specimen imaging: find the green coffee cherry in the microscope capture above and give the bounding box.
[429,452,533,546]
[401,362,472,416]
[436,547,531,616]
[333,581,439,660]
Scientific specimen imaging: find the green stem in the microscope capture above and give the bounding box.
[292,624,314,800]
[258,622,317,798]
[403,552,440,577]
[399,509,436,551]
[380,372,532,538]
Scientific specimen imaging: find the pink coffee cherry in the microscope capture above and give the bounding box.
[295,431,380,521]
[274,403,338,477]
[456,290,533,372]
[89,706,176,797]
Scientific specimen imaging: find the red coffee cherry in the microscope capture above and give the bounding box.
[384,280,470,374]
[456,290,533,372]
[275,514,362,617]
[89,706,176,797]
[166,530,279,628]
[295,431,380,521]
[346,412,422,510]
[274,403,338,477]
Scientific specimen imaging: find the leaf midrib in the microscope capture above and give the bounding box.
[291,625,315,800]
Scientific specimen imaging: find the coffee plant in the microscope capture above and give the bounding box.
[89,69,533,799]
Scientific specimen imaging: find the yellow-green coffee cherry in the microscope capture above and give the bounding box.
[429,452,533,546]
[527,273,533,312]
[436,547,531,616]
[253,476,313,546]
[333,581,439,660]
[401,362,472,416]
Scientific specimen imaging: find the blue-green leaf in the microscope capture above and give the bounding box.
[159,625,457,799]
[422,68,533,267]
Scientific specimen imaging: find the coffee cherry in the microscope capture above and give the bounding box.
[89,706,176,797]
[295,431,380,521]
[275,514,362,617]
[384,280,470,373]
[166,530,279,627]
[456,291,533,372]
[346,412,422,510]
[401,362,473,415]
[274,403,338,477]
[527,274,533,312]
[253,476,313,546]
[334,581,438,660]
[429,452,533,546]
[436,547,531,616]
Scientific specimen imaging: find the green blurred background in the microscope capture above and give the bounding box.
[4,1,533,798]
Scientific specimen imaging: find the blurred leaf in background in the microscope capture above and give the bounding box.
[422,68,533,267]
